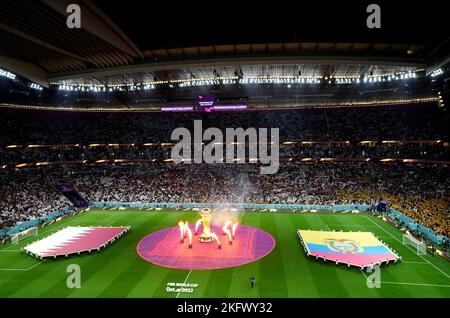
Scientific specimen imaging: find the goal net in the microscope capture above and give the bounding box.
[11,226,38,244]
[402,234,427,255]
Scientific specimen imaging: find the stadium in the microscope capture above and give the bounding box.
[0,1,449,302]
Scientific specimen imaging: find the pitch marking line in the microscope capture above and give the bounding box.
[1,221,114,251]
[0,221,115,271]
[361,270,449,288]
[364,216,450,280]
[0,215,86,250]
[176,269,193,298]
[326,225,379,227]
[381,281,450,288]
[69,220,114,224]
[0,261,43,271]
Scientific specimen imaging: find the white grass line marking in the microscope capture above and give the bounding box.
[364,216,450,280]
[0,221,115,270]
[326,224,379,227]
[70,222,114,227]
[360,268,450,288]
[2,235,38,249]
[0,208,95,251]
[25,261,43,271]
[176,269,193,298]
[1,221,114,251]
[1,217,82,250]
[0,261,43,271]
[69,220,113,223]
[402,261,429,264]
[381,281,450,288]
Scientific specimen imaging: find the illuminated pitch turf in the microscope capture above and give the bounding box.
[0,209,448,298]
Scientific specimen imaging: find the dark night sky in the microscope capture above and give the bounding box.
[92,0,448,50]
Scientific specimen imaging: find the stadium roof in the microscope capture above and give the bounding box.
[0,0,448,88]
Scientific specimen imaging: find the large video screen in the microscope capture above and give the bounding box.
[197,94,215,112]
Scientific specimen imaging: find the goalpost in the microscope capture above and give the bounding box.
[11,226,38,244]
[402,234,427,255]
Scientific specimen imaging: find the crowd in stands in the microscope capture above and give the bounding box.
[73,163,449,237]
[0,105,448,243]
[0,104,448,146]
[0,141,449,166]
[0,106,449,166]
[0,172,70,228]
[1,161,447,238]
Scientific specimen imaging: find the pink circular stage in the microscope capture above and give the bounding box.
[137,224,275,270]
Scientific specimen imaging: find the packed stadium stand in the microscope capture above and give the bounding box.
[23,226,129,258]
[1,109,449,239]
[0,0,448,262]
[2,0,450,303]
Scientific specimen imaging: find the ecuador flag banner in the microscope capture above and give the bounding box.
[297,230,399,267]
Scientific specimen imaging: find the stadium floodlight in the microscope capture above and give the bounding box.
[0,68,16,80]
[430,68,444,77]
[48,69,425,93]
[403,234,427,255]
[30,83,43,90]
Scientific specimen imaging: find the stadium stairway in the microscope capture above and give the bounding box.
[57,183,90,208]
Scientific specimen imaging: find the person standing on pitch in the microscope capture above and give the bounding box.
[250,275,255,288]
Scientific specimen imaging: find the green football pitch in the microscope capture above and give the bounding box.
[0,209,449,298]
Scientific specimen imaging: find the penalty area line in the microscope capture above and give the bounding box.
[360,269,450,288]
[326,225,379,227]
[176,269,193,298]
[381,281,450,288]
[402,261,429,264]
[2,211,98,251]
[2,221,114,251]
[0,261,43,271]
[363,216,450,280]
